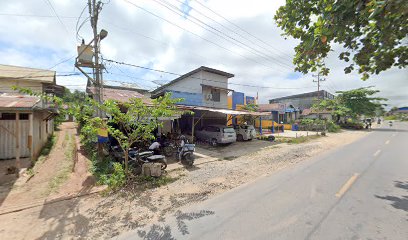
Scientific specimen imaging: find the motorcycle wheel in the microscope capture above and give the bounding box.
[163,146,173,157]
[183,153,194,166]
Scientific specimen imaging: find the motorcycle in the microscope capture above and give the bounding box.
[128,147,167,175]
[389,121,393,127]
[176,139,195,166]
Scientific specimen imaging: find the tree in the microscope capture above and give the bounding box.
[275,0,408,80]
[312,98,351,123]
[97,93,183,174]
[313,87,387,120]
[239,103,258,125]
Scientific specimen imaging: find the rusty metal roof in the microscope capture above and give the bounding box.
[0,64,56,83]
[0,95,40,109]
[88,86,152,105]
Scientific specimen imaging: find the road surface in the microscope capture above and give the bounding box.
[119,122,408,240]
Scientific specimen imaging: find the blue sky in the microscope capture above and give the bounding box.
[0,0,407,107]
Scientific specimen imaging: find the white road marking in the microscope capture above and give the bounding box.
[385,140,390,145]
[336,173,359,198]
[373,150,382,157]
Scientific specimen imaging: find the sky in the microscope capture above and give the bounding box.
[0,0,407,108]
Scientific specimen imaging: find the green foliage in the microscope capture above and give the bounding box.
[239,103,259,125]
[96,92,183,174]
[327,121,341,132]
[312,87,387,121]
[274,0,408,80]
[99,162,126,191]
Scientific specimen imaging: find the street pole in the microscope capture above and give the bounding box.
[89,0,103,117]
[313,71,326,134]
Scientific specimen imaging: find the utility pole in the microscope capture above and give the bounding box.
[89,0,103,117]
[312,72,326,100]
[312,71,327,134]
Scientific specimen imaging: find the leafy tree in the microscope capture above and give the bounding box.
[239,103,259,125]
[275,0,408,79]
[313,87,387,120]
[96,93,183,174]
[336,87,387,117]
[61,89,87,103]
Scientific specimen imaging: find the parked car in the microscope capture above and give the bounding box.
[195,125,236,146]
[231,124,256,141]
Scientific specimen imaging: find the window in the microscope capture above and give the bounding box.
[0,113,16,120]
[211,88,220,102]
[0,113,29,120]
[20,114,29,120]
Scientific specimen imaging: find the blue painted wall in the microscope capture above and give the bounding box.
[232,92,245,110]
[168,90,202,106]
[246,96,255,104]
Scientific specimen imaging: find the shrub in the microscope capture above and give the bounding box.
[99,162,126,191]
[327,121,341,133]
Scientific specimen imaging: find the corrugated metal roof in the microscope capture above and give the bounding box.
[0,95,40,109]
[258,103,284,112]
[88,86,152,105]
[177,105,269,116]
[0,64,56,83]
[152,66,234,94]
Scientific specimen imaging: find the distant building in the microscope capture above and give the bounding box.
[0,64,61,160]
[87,85,152,105]
[269,90,334,111]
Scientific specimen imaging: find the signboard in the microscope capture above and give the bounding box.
[97,128,108,143]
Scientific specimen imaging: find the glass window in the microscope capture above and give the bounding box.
[211,89,220,102]
[223,127,235,133]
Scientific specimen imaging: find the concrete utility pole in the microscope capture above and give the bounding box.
[89,0,103,116]
[312,71,327,134]
[312,72,326,100]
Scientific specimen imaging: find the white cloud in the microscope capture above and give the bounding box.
[0,0,406,107]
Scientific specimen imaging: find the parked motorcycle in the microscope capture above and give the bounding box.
[128,147,167,175]
[176,136,195,166]
[389,121,393,127]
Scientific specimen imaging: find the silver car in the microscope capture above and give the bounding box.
[195,125,237,146]
[232,124,256,141]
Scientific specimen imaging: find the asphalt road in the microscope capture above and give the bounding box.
[120,122,408,240]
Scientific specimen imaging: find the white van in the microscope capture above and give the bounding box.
[232,124,256,141]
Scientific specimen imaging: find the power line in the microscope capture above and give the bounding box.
[121,0,284,71]
[170,0,294,64]
[0,13,78,18]
[103,58,315,90]
[43,0,70,34]
[194,0,293,60]
[153,0,293,71]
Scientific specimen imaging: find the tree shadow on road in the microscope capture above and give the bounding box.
[375,181,408,212]
[137,209,215,239]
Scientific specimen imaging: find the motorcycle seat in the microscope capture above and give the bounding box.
[139,151,154,156]
[147,155,165,161]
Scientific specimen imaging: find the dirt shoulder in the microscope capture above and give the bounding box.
[0,130,368,239]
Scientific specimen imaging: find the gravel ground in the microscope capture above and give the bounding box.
[0,130,368,240]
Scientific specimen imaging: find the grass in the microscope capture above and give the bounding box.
[36,133,58,164]
[47,133,75,194]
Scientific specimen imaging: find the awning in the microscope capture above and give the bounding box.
[177,105,270,116]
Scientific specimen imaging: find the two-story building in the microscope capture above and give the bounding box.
[151,66,235,133]
[152,66,234,109]
[0,64,61,164]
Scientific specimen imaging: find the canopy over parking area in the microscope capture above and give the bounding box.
[174,105,270,142]
[177,105,270,116]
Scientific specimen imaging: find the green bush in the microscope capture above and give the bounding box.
[327,121,341,133]
[99,162,126,191]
